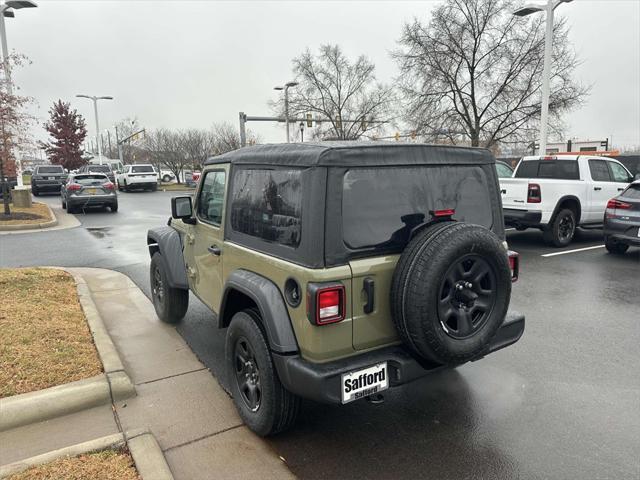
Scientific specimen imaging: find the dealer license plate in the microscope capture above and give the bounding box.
[341,362,388,404]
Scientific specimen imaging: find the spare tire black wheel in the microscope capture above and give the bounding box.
[391,222,512,365]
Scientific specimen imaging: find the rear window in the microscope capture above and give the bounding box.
[230,169,302,248]
[132,165,154,173]
[87,165,111,172]
[515,160,579,180]
[342,166,493,250]
[623,184,640,199]
[74,175,108,185]
[38,166,64,174]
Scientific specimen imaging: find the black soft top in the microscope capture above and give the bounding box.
[204,142,495,167]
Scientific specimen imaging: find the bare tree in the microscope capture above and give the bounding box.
[1,54,35,216]
[143,129,189,183]
[211,122,258,154]
[273,45,394,140]
[394,0,588,148]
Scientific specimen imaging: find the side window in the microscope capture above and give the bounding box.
[607,161,631,183]
[196,170,226,226]
[230,169,302,248]
[589,160,611,181]
[495,163,513,178]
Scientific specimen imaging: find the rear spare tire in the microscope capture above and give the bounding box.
[391,222,512,365]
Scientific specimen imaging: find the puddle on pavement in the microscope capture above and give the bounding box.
[85,227,112,239]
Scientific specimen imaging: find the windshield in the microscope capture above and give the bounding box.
[132,165,154,173]
[342,166,494,250]
[38,166,64,174]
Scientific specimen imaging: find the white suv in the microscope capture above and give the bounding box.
[117,164,158,192]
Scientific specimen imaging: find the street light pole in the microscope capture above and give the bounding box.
[274,81,298,143]
[0,0,38,187]
[76,94,113,165]
[514,0,573,156]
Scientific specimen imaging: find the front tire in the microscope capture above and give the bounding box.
[543,209,576,247]
[150,252,189,323]
[32,186,39,196]
[226,310,300,436]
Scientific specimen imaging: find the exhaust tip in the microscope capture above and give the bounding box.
[366,393,385,404]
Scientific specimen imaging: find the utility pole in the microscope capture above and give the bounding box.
[274,81,299,143]
[107,130,112,158]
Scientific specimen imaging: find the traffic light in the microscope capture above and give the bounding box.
[395,131,400,141]
[306,113,313,128]
[336,114,342,130]
[411,131,416,140]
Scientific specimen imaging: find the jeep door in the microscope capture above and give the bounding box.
[184,166,229,312]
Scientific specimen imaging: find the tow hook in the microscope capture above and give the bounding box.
[366,393,385,404]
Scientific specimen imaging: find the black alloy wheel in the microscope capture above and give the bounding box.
[152,263,164,305]
[234,336,262,412]
[438,254,497,339]
[557,214,575,243]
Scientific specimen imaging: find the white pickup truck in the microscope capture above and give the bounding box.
[500,155,635,247]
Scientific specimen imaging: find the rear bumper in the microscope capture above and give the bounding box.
[504,209,543,228]
[274,311,525,404]
[33,181,63,191]
[604,217,640,246]
[68,194,117,207]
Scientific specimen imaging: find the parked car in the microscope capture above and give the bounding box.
[159,169,176,183]
[78,164,116,183]
[500,155,634,246]
[116,164,158,192]
[147,143,524,436]
[31,164,67,196]
[61,173,118,213]
[495,160,514,178]
[603,180,640,254]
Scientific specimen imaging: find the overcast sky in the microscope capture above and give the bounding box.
[9,0,640,150]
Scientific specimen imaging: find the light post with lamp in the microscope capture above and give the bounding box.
[274,81,298,143]
[76,95,113,165]
[514,0,574,155]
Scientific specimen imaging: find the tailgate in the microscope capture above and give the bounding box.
[499,178,530,209]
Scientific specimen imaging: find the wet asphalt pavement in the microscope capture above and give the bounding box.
[2,191,639,480]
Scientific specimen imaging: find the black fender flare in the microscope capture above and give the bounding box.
[551,195,582,224]
[147,226,189,289]
[219,270,299,354]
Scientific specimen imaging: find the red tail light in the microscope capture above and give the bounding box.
[527,183,541,203]
[508,250,519,282]
[432,208,456,218]
[307,284,345,325]
[606,199,631,210]
[67,183,81,191]
[103,182,115,190]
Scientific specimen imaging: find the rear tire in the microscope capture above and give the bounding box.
[543,209,576,247]
[150,253,189,323]
[123,180,129,192]
[162,175,171,183]
[61,198,67,209]
[117,181,122,192]
[391,222,511,365]
[605,237,629,254]
[110,202,118,213]
[226,310,300,436]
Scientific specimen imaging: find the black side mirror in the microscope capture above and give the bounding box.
[171,196,195,224]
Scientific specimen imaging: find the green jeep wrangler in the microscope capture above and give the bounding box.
[147,142,524,436]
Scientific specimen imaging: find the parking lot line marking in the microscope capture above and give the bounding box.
[541,245,605,257]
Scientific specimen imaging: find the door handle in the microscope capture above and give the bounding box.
[618,188,624,191]
[207,245,221,256]
[593,187,602,191]
[363,277,375,314]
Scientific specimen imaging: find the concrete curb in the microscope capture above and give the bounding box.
[0,374,111,432]
[0,433,125,479]
[0,268,136,432]
[127,430,175,480]
[0,202,58,231]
